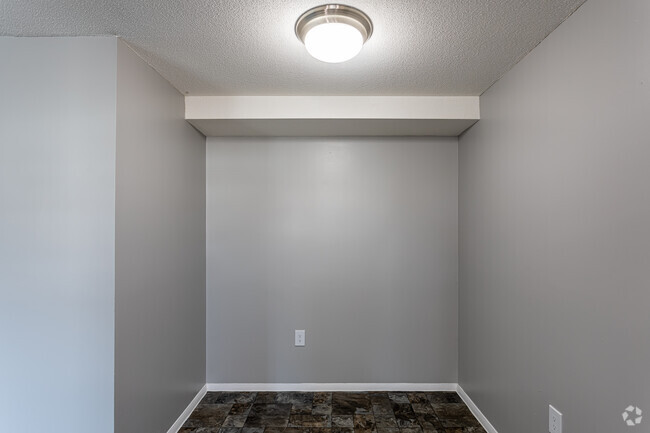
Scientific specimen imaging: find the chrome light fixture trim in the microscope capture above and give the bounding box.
[295,4,373,47]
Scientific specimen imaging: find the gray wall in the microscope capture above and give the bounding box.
[458,0,650,432]
[0,37,116,432]
[206,137,458,383]
[115,40,206,433]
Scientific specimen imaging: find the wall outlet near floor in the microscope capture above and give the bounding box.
[549,405,562,433]
[295,330,305,346]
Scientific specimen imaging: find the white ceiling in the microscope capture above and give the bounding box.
[1,0,585,96]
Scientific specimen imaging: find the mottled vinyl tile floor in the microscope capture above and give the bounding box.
[180,391,486,433]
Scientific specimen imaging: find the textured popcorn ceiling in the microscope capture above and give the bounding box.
[1,0,585,96]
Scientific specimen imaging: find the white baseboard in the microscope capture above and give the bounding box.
[457,385,498,433]
[206,383,457,392]
[167,384,208,433]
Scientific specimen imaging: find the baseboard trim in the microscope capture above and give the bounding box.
[206,383,458,392]
[457,385,498,433]
[167,384,208,433]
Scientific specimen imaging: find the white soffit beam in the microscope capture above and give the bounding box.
[185,96,479,120]
[185,96,479,137]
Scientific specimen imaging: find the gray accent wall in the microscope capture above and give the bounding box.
[115,40,206,433]
[458,0,650,432]
[0,37,117,432]
[206,137,458,383]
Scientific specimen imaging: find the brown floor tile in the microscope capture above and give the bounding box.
[277,392,314,406]
[427,393,462,405]
[289,414,331,427]
[332,393,372,415]
[179,428,221,433]
[222,414,248,428]
[314,392,332,405]
[230,403,253,415]
[391,402,417,424]
[353,413,376,431]
[433,403,480,428]
[444,429,485,433]
[244,403,292,427]
[374,416,398,429]
[204,392,256,405]
[241,428,264,433]
[372,402,393,416]
[376,428,399,433]
[387,393,410,404]
[255,392,280,404]
[368,393,391,406]
[182,391,481,433]
[184,404,232,428]
[407,393,430,404]
[416,413,443,430]
[292,405,317,415]
[411,403,435,414]
[332,415,354,428]
[313,404,333,415]
[284,428,311,433]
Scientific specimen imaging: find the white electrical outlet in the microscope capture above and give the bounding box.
[295,330,305,346]
[549,405,562,433]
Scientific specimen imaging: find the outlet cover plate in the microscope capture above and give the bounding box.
[549,405,562,433]
[295,330,305,346]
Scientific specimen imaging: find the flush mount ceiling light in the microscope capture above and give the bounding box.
[295,4,373,63]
